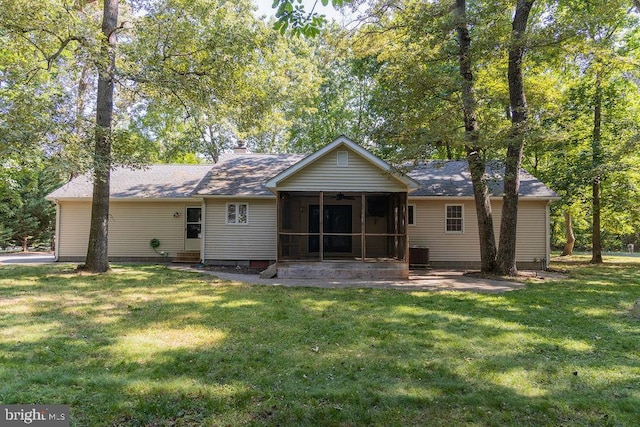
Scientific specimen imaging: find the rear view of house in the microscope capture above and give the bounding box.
[47,136,559,278]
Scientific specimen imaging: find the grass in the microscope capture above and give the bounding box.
[0,261,638,426]
[551,251,640,266]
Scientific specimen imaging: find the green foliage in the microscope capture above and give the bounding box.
[272,0,346,37]
[530,0,640,251]
[2,0,640,256]
[352,1,463,160]
[121,0,323,161]
[1,1,104,176]
[282,32,375,153]
[0,162,61,250]
[0,223,13,248]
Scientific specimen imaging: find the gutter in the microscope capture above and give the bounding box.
[54,201,60,262]
[408,196,562,201]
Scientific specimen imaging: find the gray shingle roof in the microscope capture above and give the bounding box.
[195,153,304,196]
[47,156,558,200]
[407,160,558,198]
[47,164,214,199]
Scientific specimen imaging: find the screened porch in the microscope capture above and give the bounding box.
[276,191,408,263]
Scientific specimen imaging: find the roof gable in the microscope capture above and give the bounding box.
[265,136,420,191]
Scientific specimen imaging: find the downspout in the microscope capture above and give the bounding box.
[319,191,324,262]
[276,191,280,264]
[545,200,551,269]
[361,193,366,262]
[200,199,206,264]
[54,201,60,261]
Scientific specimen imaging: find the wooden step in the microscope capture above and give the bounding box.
[173,251,201,264]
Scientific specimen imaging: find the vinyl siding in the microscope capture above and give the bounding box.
[57,200,196,258]
[57,201,92,258]
[204,198,277,260]
[408,199,549,263]
[277,147,407,192]
[58,197,549,264]
[513,200,549,263]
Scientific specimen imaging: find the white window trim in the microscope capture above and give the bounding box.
[445,204,464,234]
[226,202,249,225]
[336,150,349,167]
[408,204,416,226]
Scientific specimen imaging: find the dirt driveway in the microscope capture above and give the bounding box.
[0,252,56,264]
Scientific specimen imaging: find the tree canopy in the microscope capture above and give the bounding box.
[2,0,639,263]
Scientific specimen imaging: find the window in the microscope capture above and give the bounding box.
[226,203,248,224]
[336,151,349,167]
[186,207,202,238]
[445,204,463,233]
[408,205,416,226]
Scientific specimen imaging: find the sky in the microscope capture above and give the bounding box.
[253,0,349,24]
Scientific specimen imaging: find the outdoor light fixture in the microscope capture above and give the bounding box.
[173,212,181,218]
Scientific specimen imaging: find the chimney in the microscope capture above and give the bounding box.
[233,140,247,155]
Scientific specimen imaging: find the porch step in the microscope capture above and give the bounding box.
[173,251,201,264]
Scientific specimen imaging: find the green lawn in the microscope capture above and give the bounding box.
[0,261,638,426]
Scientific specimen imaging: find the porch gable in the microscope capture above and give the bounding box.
[266,136,419,193]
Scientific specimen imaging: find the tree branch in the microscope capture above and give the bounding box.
[46,36,84,69]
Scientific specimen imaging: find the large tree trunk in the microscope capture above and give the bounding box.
[497,0,535,276]
[83,0,118,273]
[455,0,497,273]
[591,74,603,264]
[560,211,575,256]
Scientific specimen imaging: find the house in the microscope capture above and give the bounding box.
[46,136,559,278]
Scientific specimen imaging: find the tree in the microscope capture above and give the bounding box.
[121,0,324,160]
[455,0,497,273]
[519,0,640,258]
[285,32,377,153]
[0,163,60,251]
[0,0,87,170]
[560,211,576,256]
[82,0,118,272]
[590,69,603,263]
[0,224,12,249]
[495,0,535,275]
[3,0,314,270]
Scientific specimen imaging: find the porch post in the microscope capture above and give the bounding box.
[404,192,409,262]
[361,193,366,262]
[319,191,324,262]
[276,191,281,262]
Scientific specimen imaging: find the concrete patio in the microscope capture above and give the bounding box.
[174,265,536,293]
[0,253,547,293]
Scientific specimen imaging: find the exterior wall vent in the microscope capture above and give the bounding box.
[337,151,349,167]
